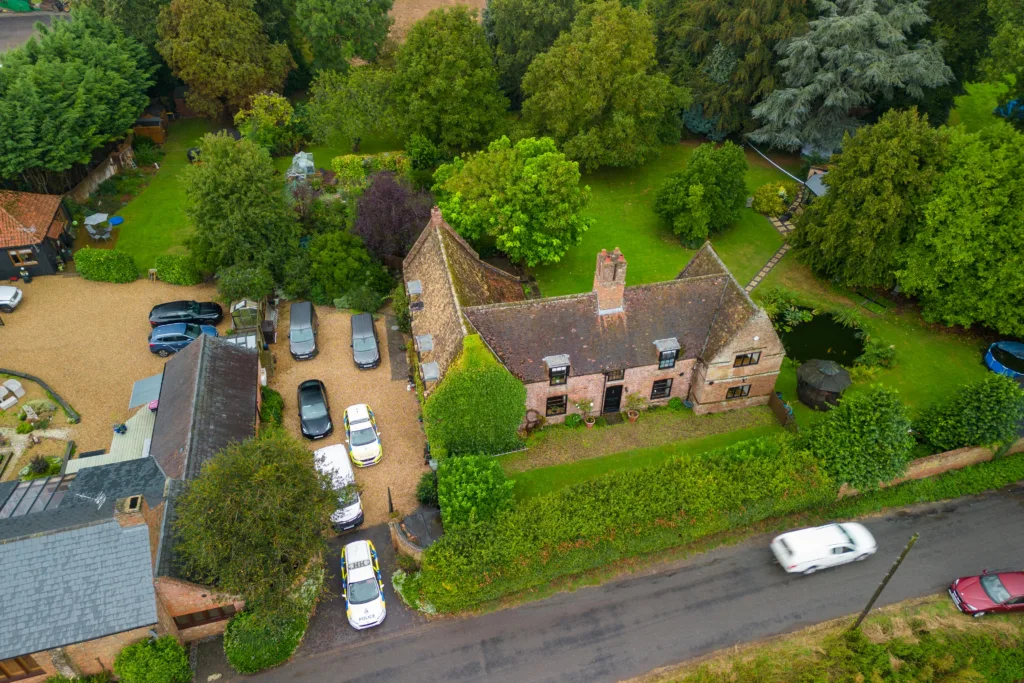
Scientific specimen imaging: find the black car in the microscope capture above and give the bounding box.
[149,300,223,328]
[298,379,333,440]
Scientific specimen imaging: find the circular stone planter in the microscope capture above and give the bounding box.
[584,417,596,429]
[627,410,639,423]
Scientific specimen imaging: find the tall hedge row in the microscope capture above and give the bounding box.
[154,253,202,286]
[417,436,835,611]
[917,376,1024,452]
[73,247,137,283]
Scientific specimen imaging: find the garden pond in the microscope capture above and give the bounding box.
[778,311,865,364]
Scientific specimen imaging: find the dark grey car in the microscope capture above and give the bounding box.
[289,301,319,360]
[298,379,333,440]
[350,313,380,369]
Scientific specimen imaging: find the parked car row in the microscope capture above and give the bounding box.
[288,302,380,368]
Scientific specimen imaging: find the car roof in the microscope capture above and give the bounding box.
[779,524,851,551]
[351,313,374,336]
[0,285,18,296]
[299,379,324,391]
[997,571,1024,595]
[152,323,188,335]
[346,404,371,423]
[156,300,193,310]
[344,540,376,581]
[315,444,354,486]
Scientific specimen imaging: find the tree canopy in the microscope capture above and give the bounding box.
[653,141,747,244]
[173,429,338,613]
[437,455,515,530]
[392,7,509,152]
[986,0,1024,110]
[352,172,432,262]
[183,133,300,277]
[792,109,950,288]
[749,0,952,153]
[898,123,1024,336]
[306,67,396,146]
[157,0,294,117]
[306,231,392,305]
[78,0,169,49]
[522,0,686,171]
[234,92,299,155]
[654,0,808,136]
[295,0,393,72]
[0,7,154,193]
[918,376,1024,452]
[433,136,593,266]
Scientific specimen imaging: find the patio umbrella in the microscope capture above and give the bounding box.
[797,359,852,393]
[84,213,109,226]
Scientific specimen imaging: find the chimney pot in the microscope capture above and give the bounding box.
[593,248,627,315]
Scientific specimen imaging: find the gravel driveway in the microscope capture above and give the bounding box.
[272,304,427,527]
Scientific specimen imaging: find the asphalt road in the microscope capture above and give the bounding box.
[209,484,1024,683]
[0,12,60,52]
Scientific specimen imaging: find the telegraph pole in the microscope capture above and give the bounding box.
[850,533,919,631]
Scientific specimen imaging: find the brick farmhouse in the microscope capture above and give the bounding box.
[403,208,784,424]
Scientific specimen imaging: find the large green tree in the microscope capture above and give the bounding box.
[183,133,300,276]
[233,92,299,155]
[483,0,580,106]
[898,123,1024,336]
[295,0,393,72]
[306,231,392,305]
[0,8,154,193]
[986,0,1024,111]
[157,0,294,117]
[750,0,952,153]
[654,0,809,136]
[792,109,950,288]
[173,429,338,613]
[78,0,169,49]
[306,67,396,145]
[653,141,747,244]
[433,136,592,266]
[522,0,686,171]
[392,7,508,152]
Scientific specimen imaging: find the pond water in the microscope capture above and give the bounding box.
[778,312,865,364]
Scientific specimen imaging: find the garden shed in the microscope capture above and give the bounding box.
[796,359,851,410]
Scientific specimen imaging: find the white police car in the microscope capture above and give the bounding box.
[341,540,386,629]
[343,404,383,467]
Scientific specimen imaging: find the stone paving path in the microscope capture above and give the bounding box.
[745,243,791,293]
[745,190,807,292]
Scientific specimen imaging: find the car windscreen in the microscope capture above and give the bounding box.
[347,577,380,604]
[350,425,377,447]
[837,525,856,546]
[184,324,201,338]
[338,484,359,507]
[300,392,327,419]
[291,328,315,343]
[352,336,377,353]
[980,575,1011,604]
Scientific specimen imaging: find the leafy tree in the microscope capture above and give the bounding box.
[392,7,509,152]
[653,141,746,244]
[522,0,686,171]
[792,109,950,288]
[437,455,515,529]
[183,133,300,277]
[306,67,397,146]
[295,0,393,72]
[806,386,914,490]
[307,231,391,305]
[653,0,809,136]
[423,335,527,457]
[352,173,432,262]
[407,134,441,171]
[234,92,299,155]
[918,376,1024,451]
[157,0,294,117]
[173,429,338,613]
[113,637,190,683]
[749,0,952,153]
[751,180,800,216]
[78,0,169,49]
[483,0,580,106]
[898,123,1024,336]
[0,8,155,193]
[986,0,1024,111]
[216,263,276,301]
[433,136,592,266]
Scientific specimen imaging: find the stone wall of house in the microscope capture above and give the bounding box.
[690,311,783,413]
[154,577,244,642]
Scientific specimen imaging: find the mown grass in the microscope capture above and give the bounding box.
[947,80,1011,133]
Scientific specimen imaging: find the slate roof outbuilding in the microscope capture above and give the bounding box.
[0,520,158,660]
[0,190,65,248]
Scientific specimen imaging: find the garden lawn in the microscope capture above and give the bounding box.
[530,142,801,296]
[272,133,403,174]
[510,422,783,500]
[947,80,1010,132]
[762,257,990,421]
[114,119,217,272]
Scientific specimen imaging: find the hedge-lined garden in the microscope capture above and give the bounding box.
[74,248,138,283]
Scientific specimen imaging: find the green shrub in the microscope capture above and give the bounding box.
[45,674,112,683]
[154,254,203,286]
[35,417,50,430]
[16,421,33,434]
[751,180,800,216]
[917,375,1024,451]
[133,136,164,166]
[667,397,685,411]
[224,609,308,674]
[113,636,190,683]
[855,337,898,368]
[25,398,58,415]
[336,284,389,313]
[416,435,834,611]
[392,283,412,333]
[437,455,515,530]
[216,263,275,302]
[407,134,441,170]
[754,287,813,331]
[74,248,138,283]
[423,335,526,457]
[564,413,583,428]
[806,386,914,490]
[416,471,439,507]
[259,387,284,426]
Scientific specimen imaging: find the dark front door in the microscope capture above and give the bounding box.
[603,385,623,413]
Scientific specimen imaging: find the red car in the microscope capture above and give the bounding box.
[949,570,1024,617]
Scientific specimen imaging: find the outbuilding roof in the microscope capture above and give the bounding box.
[0,190,65,248]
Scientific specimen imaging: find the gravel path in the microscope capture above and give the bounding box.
[271,304,427,527]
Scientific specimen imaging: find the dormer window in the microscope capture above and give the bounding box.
[543,354,570,386]
[653,338,680,370]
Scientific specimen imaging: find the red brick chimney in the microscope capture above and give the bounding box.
[594,248,627,315]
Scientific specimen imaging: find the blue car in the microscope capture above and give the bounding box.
[148,323,218,357]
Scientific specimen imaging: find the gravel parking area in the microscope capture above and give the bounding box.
[1,275,221,453]
[272,304,427,527]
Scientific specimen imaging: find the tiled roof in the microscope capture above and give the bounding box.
[677,242,728,279]
[0,521,158,660]
[0,190,64,248]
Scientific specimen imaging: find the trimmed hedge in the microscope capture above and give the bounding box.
[154,254,202,286]
[416,435,835,611]
[216,263,275,302]
[224,609,308,674]
[74,247,137,283]
[437,455,514,529]
[917,375,1024,452]
[112,636,190,683]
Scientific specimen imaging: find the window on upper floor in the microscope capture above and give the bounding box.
[734,352,761,368]
[658,350,678,370]
[549,365,569,386]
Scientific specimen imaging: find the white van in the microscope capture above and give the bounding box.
[770,522,876,575]
[314,444,364,532]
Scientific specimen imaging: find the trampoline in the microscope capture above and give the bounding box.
[985,342,1024,380]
